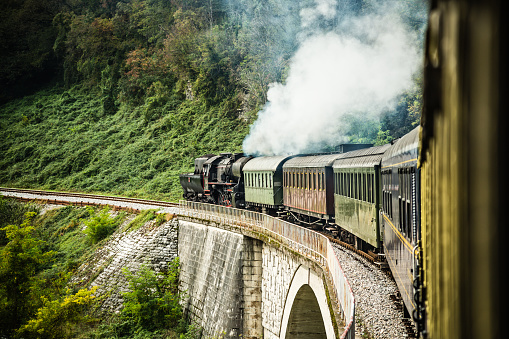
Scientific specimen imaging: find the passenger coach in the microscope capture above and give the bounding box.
[282,154,344,225]
[333,144,390,250]
[380,126,420,319]
[243,155,294,214]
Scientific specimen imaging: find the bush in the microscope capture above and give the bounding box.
[90,259,194,338]
[82,207,125,244]
[0,212,56,336]
[16,286,99,339]
[121,260,182,332]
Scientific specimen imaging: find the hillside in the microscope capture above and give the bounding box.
[0,86,248,201]
[0,0,427,200]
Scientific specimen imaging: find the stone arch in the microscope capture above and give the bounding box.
[280,265,336,339]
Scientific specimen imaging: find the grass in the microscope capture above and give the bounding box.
[0,85,249,201]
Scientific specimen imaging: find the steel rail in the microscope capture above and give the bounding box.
[0,187,178,208]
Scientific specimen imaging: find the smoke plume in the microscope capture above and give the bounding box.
[242,0,426,156]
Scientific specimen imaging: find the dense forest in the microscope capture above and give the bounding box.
[0,0,427,199]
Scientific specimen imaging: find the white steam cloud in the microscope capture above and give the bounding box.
[243,1,424,156]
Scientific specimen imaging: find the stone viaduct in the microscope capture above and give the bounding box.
[177,202,355,339]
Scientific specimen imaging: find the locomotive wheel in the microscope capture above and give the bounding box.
[218,191,232,207]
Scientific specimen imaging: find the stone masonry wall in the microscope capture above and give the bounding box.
[261,244,301,339]
[178,220,245,338]
[71,213,179,313]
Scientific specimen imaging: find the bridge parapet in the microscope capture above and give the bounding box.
[178,201,355,339]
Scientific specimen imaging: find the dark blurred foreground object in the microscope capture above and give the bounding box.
[419,0,508,338]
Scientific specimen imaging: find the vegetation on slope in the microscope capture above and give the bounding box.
[0,197,195,338]
[0,85,247,201]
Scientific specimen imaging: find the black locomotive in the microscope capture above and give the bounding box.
[179,153,251,208]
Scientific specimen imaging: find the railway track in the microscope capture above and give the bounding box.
[2,187,385,263]
[0,187,179,211]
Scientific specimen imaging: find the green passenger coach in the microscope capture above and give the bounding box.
[333,145,390,249]
[243,155,295,212]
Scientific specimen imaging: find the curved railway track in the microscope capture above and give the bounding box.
[0,187,178,210]
[1,187,385,267]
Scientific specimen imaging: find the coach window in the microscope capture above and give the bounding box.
[341,172,344,196]
[342,172,346,196]
[361,173,364,201]
[354,173,358,199]
[351,173,355,198]
[372,173,375,203]
[367,173,370,203]
[363,173,367,202]
[359,173,362,200]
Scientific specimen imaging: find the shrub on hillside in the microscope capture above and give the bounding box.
[16,286,99,339]
[82,207,125,244]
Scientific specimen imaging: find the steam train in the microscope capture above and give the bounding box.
[180,127,421,325]
[180,0,508,337]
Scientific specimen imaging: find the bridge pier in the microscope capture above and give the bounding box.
[242,237,263,338]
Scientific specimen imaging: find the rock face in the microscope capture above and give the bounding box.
[71,214,179,313]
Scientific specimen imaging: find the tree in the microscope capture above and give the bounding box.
[0,212,56,336]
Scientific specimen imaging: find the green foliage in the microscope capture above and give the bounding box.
[0,212,56,335]
[90,259,199,339]
[0,84,248,201]
[0,196,39,245]
[121,261,182,331]
[16,286,99,339]
[34,206,94,274]
[82,207,125,244]
[127,209,156,232]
